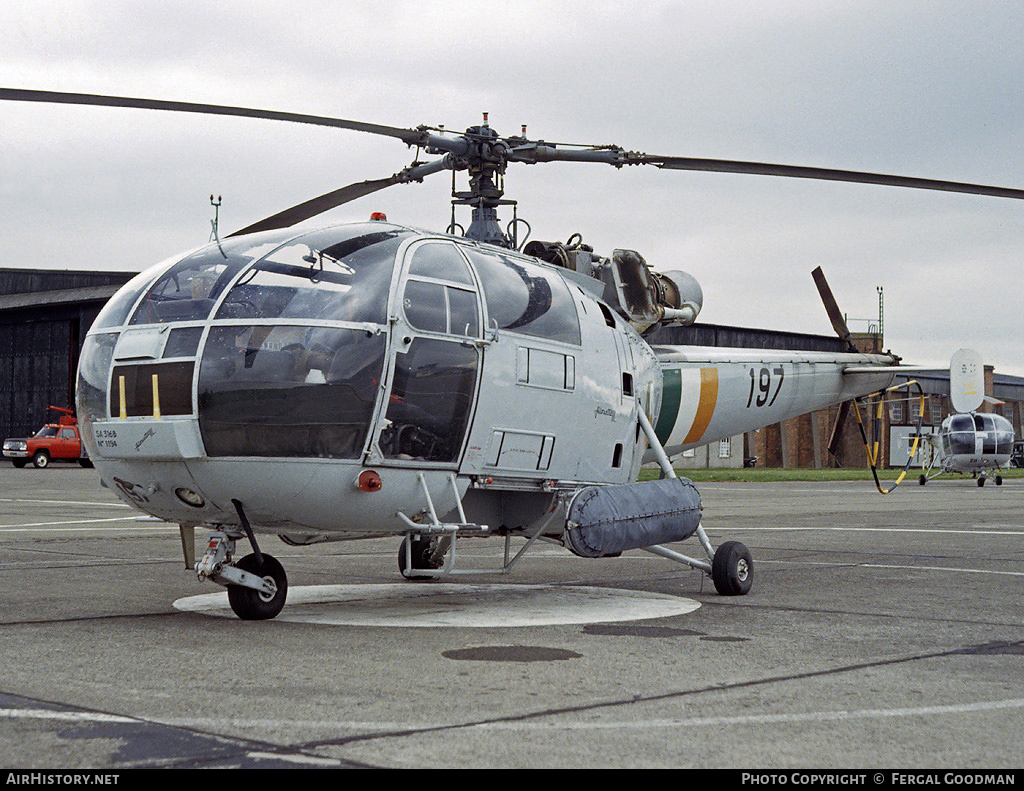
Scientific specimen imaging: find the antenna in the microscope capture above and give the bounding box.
[209,194,222,243]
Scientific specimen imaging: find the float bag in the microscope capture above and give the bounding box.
[564,477,702,558]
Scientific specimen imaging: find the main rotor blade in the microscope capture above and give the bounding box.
[827,399,852,458]
[228,156,453,236]
[811,266,855,350]
[0,88,428,146]
[638,155,1024,200]
[227,176,400,237]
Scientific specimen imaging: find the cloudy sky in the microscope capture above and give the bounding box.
[2,1,1022,373]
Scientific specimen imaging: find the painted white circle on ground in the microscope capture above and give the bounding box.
[172,583,701,627]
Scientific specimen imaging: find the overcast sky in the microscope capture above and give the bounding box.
[2,0,1022,374]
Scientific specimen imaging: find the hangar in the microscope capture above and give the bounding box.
[0,268,135,439]
[1,266,1021,469]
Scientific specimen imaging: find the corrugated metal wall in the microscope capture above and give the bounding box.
[0,318,75,439]
[0,269,132,441]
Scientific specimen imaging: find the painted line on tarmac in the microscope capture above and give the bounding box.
[0,498,130,508]
[756,558,1024,577]
[722,526,1024,536]
[472,697,1024,730]
[159,697,1024,733]
[0,707,347,766]
[862,563,1024,577]
[0,517,175,532]
[0,707,136,723]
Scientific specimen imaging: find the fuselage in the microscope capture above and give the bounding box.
[77,221,898,540]
[933,411,1014,472]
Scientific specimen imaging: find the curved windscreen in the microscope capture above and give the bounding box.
[93,261,178,330]
[130,234,294,326]
[77,332,119,424]
[215,226,411,325]
[198,325,387,458]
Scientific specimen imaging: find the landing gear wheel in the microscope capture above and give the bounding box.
[32,451,49,469]
[226,553,287,620]
[918,474,927,486]
[996,475,1003,486]
[11,460,26,468]
[978,477,986,487]
[711,540,753,596]
[398,535,443,579]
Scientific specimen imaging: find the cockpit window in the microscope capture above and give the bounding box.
[402,280,480,337]
[464,248,580,345]
[198,324,386,458]
[408,242,474,285]
[77,332,119,430]
[949,415,973,432]
[93,261,176,329]
[216,227,411,325]
[380,338,478,463]
[130,235,288,326]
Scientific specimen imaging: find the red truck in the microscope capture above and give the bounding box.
[2,406,92,468]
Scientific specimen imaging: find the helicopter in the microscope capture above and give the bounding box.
[914,349,1015,487]
[3,88,1023,621]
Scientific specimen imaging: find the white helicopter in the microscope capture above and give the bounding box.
[4,88,1023,620]
[915,349,1015,487]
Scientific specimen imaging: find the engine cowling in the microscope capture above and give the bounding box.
[653,269,703,325]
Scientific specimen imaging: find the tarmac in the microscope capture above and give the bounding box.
[0,465,1021,769]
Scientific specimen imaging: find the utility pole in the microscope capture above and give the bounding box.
[877,286,884,345]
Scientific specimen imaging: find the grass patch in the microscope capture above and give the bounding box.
[637,467,1024,482]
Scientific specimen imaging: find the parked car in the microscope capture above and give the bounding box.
[1010,441,1024,469]
[2,406,92,468]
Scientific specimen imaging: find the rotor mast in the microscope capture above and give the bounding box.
[433,113,516,247]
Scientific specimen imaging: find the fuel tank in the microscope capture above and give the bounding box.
[563,477,702,558]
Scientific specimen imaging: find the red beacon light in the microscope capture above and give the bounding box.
[356,469,383,492]
[369,211,387,221]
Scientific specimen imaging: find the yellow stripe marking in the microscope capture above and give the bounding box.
[118,375,127,419]
[151,374,161,418]
[683,368,718,443]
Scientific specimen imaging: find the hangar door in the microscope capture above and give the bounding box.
[0,319,77,440]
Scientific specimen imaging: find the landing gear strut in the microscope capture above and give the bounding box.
[192,500,289,620]
[398,533,446,578]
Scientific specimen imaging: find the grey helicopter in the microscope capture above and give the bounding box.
[915,349,1015,487]
[3,88,1023,620]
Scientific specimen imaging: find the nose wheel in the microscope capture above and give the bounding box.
[398,534,445,578]
[226,553,288,620]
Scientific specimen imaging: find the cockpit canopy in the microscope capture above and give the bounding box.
[94,225,412,330]
[943,412,1015,456]
[78,222,585,465]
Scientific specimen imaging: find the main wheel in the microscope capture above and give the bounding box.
[11,459,26,468]
[398,535,443,578]
[226,553,288,620]
[32,451,49,469]
[711,540,753,596]
[978,477,986,487]
[918,474,927,486]
[995,475,1003,486]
